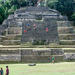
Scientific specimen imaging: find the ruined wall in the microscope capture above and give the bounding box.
[0,7,72,45]
[0,50,21,62]
[0,48,75,63]
[22,19,58,43]
[0,48,64,63]
[21,7,59,43]
[0,7,61,44]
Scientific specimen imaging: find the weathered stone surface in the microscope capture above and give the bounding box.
[0,6,73,45]
[58,27,73,34]
[0,48,64,63]
[59,34,75,40]
[0,50,21,61]
[64,53,75,60]
[0,54,21,61]
[0,6,68,44]
[51,49,64,55]
[21,7,59,43]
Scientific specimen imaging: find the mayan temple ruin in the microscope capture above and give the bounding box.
[0,0,72,45]
[0,0,75,63]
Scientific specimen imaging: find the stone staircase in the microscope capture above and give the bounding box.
[0,34,21,45]
[57,21,75,45]
[0,26,22,45]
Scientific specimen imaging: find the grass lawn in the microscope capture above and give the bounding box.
[0,62,75,75]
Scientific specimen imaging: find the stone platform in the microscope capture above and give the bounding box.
[0,47,65,63]
[0,46,75,63]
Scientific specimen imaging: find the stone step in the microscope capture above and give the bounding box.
[60,40,75,45]
[64,50,75,53]
[1,35,21,40]
[7,27,22,34]
[58,27,73,34]
[62,48,75,53]
[2,40,21,45]
[57,21,73,27]
[59,34,75,40]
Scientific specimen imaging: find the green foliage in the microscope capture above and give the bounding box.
[8,5,17,14]
[71,12,75,26]
[27,0,38,6]
[0,15,3,24]
[0,5,6,24]
[71,12,75,20]
[47,2,55,9]
[55,0,74,20]
[0,0,38,24]
[47,0,58,9]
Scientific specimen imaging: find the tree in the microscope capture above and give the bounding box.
[27,0,38,6]
[0,5,6,24]
[10,0,27,8]
[71,12,75,26]
[8,5,17,14]
[0,15,3,24]
[47,2,55,9]
[56,0,74,20]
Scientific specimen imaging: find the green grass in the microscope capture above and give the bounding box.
[1,62,75,75]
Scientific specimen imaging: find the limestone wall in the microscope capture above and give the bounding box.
[22,19,58,43]
[0,50,21,61]
[1,48,75,62]
[0,48,64,63]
